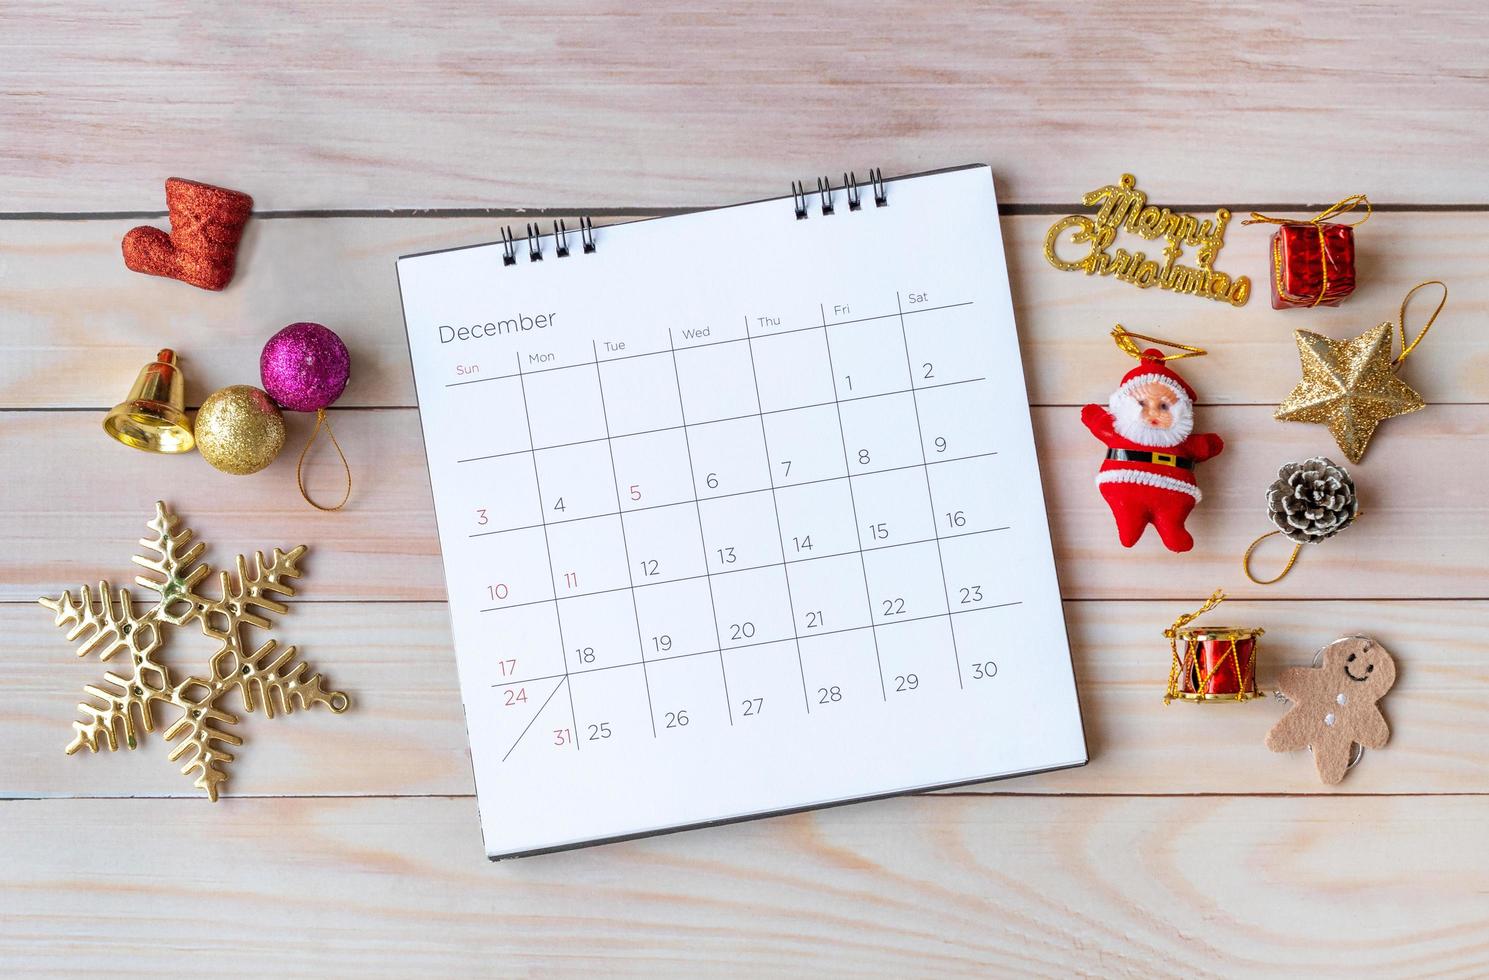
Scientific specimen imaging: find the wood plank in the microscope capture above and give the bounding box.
[3,214,1486,409]
[4,794,1489,975]
[4,403,1484,603]
[3,3,1489,210]
[6,5,1485,967]
[7,600,1485,799]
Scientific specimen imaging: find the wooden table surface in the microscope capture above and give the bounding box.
[4,3,1488,975]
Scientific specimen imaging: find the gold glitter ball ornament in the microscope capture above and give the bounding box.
[195,384,286,474]
[1274,281,1447,464]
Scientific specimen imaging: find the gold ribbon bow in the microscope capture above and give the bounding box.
[1244,194,1371,307]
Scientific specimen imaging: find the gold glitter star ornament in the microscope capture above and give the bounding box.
[1274,281,1447,464]
[38,501,350,800]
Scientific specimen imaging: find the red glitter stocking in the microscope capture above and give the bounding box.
[122,178,253,291]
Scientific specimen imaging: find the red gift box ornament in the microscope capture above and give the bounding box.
[1244,194,1370,309]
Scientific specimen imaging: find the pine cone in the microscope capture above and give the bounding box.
[1266,457,1358,544]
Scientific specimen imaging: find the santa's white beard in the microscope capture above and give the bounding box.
[1108,389,1193,447]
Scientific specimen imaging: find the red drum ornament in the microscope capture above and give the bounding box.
[1171,627,1263,702]
[1164,591,1264,704]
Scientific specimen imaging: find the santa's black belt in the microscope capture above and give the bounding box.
[1105,449,1195,470]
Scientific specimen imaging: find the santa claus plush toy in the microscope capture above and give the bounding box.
[1081,349,1223,552]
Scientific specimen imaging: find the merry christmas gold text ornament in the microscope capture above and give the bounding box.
[1274,281,1447,464]
[1044,173,1251,307]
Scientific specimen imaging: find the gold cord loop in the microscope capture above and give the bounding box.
[1243,195,1371,307]
[1243,530,1304,585]
[1164,589,1227,642]
[1111,325,1207,362]
[296,409,352,512]
[1163,589,1226,705]
[1393,280,1447,367]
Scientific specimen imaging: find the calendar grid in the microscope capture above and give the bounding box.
[816,303,887,701]
[444,300,976,390]
[469,449,1000,540]
[481,524,1010,615]
[513,351,580,750]
[486,294,1017,755]
[590,341,659,737]
[398,167,1094,854]
[492,600,1024,691]
[664,327,737,725]
[500,676,569,762]
[456,375,986,466]
[894,291,963,687]
[741,316,814,712]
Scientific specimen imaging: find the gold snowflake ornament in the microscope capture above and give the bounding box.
[38,501,349,800]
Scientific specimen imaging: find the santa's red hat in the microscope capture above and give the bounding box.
[1113,349,1196,406]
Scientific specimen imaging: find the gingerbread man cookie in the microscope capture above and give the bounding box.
[1266,636,1395,784]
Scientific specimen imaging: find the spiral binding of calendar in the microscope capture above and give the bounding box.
[493,171,887,265]
[792,168,887,220]
[500,216,597,265]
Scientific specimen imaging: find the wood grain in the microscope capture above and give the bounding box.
[6,600,1486,800]
[4,403,1484,604]
[3,3,1489,211]
[4,794,1489,976]
[5,4,1489,969]
[2,213,1485,409]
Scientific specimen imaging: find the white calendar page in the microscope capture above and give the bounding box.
[397,166,1085,858]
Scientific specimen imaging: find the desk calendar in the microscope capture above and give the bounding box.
[397,166,1086,858]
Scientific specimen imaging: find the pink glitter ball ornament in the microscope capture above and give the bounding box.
[261,321,353,512]
[260,321,350,412]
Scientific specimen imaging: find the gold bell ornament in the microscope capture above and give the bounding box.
[102,348,195,453]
